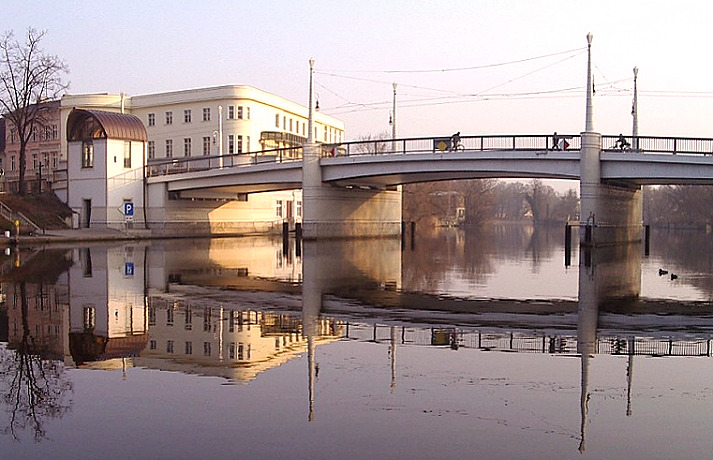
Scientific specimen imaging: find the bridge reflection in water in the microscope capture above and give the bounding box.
[2,235,713,448]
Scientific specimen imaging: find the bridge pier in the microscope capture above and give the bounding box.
[579,132,643,246]
[302,143,402,239]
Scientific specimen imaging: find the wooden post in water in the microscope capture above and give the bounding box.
[564,223,572,266]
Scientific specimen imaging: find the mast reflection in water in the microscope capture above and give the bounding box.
[2,227,713,459]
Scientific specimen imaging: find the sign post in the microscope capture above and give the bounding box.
[123,202,134,228]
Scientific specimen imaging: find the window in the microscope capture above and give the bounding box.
[83,307,96,329]
[167,340,174,354]
[184,109,192,123]
[185,306,192,330]
[32,153,37,170]
[289,118,293,132]
[275,114,280,128]
[167,307,174,326]
[52,124,58,139]
[10,156,15,171]
[283,116,286,130]
[148,113,155,126]
[9,129,15,144]
[202,136,210,155]
[148,140,155,159]
[165,111,173,125]
[228,106,235,119]
[237,106,244,119]
[246,107,250,119]
[165,139,173,158]
[202,107,210,121]
[52,152,58,168]
[150,340,157,350]
[203,342,211,356]
[229,342,235,359]
[296,200,302,217]
[237,135,243,153]
[238,344,244,360]
[185,341,193,355]
[124,141,131,168]
[246,136,250,152]
[184,138,192,157]
[82,141,94,168]
[228,135,234,154]
[45,126,51,140]
[276,200,283,217]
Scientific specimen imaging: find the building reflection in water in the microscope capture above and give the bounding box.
[3,235,713,448]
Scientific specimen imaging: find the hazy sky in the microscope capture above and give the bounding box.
[4,0,713,140]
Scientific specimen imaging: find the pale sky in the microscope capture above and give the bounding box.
[4,0,713,140]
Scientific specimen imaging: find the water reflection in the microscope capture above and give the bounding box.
[1,229,713,454]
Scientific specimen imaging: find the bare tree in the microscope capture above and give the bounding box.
[0,28,68,195]
[352,131,390,155]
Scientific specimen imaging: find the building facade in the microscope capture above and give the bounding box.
[61,86,345,232]
[1,100,62,193]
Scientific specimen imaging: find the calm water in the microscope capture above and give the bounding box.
[2,226,713,459]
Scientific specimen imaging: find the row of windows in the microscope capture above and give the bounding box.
[81,140,132,169]
[147,105,250,127]
[7,125,59,144]
[149,340,253,359]
[0,151,59,173]
[275,199,302,218]
[147,135,250,159]
[274,113,342,143]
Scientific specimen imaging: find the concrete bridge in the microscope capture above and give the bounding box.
[145,132,713,243]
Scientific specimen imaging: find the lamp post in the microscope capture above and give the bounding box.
[391,82,397,152]
[632,67,639,151]
[308,58,315,144]
[585,33,594,133]
[218,105,224,168]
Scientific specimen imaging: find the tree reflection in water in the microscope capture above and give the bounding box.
[0,249,74,441]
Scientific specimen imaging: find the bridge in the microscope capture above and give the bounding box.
[142,132,713,242]
[147,133,713,193]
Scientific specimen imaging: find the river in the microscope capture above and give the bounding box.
[2,225,713,459]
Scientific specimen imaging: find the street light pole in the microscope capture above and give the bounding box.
[585,33,594,133]
[392,82,397,152]
[308,58,315,144]
[218,105,224,168]
[632,67,639,150]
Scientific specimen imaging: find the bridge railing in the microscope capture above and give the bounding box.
[321,134,583,157]
[146,146,303,177]
[602,135,713,155]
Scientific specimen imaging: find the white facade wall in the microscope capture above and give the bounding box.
[61,86,345,234]
[67,137,146,229]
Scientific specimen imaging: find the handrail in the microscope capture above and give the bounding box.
[145,134,713,177]
[147,146,303,177]
[0,200,43,233]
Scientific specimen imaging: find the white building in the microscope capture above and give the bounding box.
[60,86,345,233]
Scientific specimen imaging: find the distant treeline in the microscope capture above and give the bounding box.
[403,179,578,227]
[404,180,713,230]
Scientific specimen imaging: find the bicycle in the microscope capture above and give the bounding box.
[449,140,465,152]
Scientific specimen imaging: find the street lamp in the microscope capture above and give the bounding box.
[585,33,594,133]
[632,67,639,150]
[308,58,315,144]
[391,82,397,152]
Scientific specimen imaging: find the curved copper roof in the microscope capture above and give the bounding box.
[67,108,147,142]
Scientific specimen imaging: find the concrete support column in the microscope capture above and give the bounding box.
[579,132,642,246]
[579,132,601,245]
[302,143,402,239]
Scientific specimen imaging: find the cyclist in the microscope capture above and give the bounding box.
[450,132,461,151]
[615,133,631,150]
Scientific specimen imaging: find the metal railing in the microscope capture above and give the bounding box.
[146,146,303,177]
[321,134,580,157]
[602,135,713,155]
[145,134,713,177]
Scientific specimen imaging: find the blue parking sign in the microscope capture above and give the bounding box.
[125,262,134,277]
[124,202,134,216]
